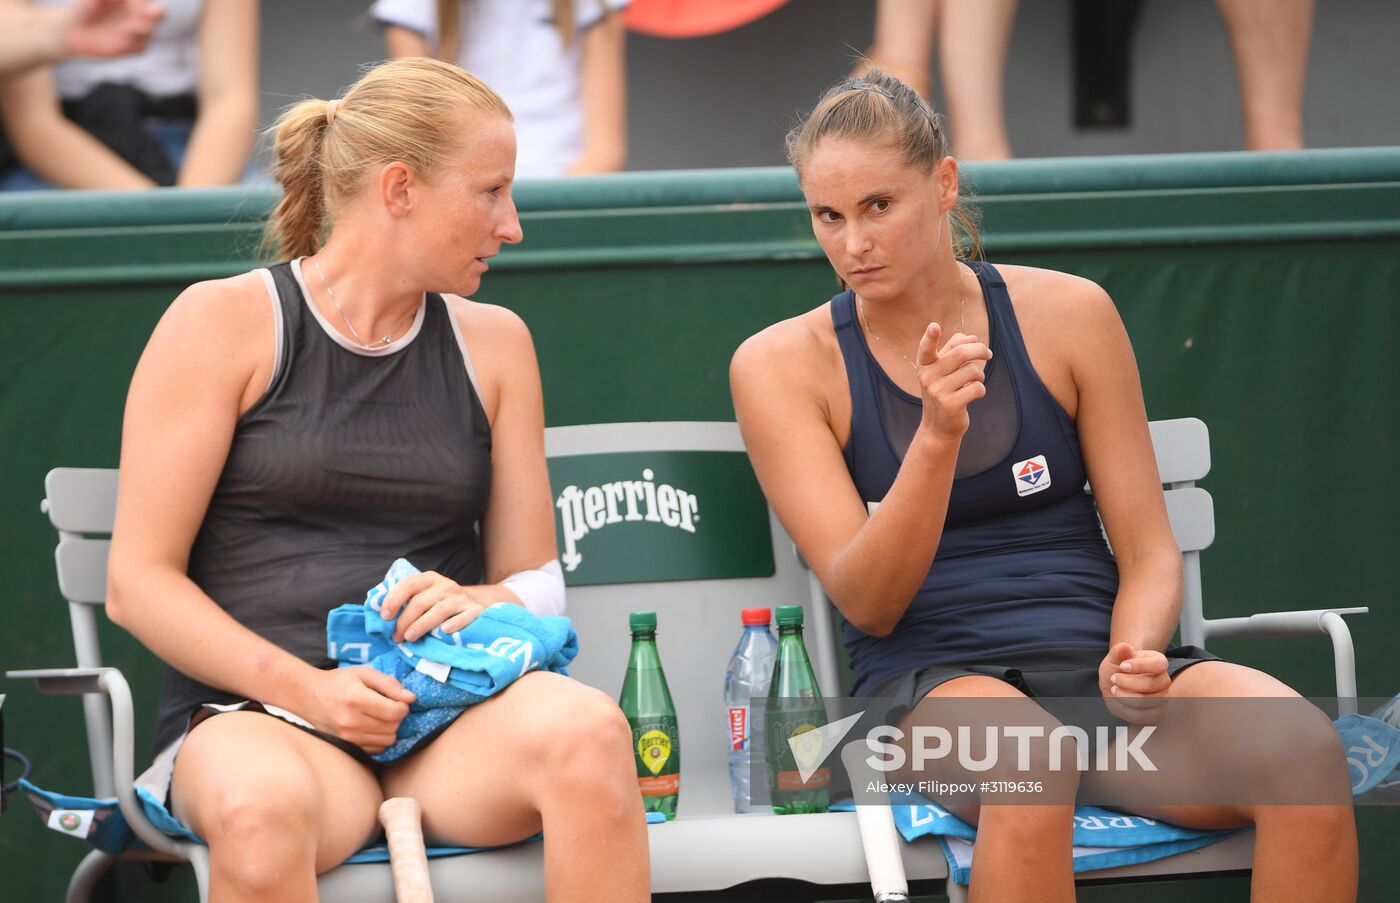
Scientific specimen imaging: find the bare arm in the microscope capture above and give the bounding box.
[383,23,431,57]
[0,63,154,187]
[177,0,257,186]
[380,300,559,640]
[1051,280,1183,708]
[0,0,162,76]
[1069,285,1183,656]
[108,276,411,750]
[731,318,989,637]
[567,11,626,174]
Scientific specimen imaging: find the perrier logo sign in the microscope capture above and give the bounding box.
[637,728,673,775]
[556,468,699,573]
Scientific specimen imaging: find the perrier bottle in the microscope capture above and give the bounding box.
[619,611,680,819]
[766,604,830,814]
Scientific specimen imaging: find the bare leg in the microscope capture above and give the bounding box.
[901,675,1076,903]
[1214,0,1315,150]
[938,0,1019,160]
[382,671,649,903]
[853,0,939,99]
[1084,661,1357,902]
[171,712,383,903]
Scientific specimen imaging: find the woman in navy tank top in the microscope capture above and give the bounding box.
[732,72,1355,900]
[107,59,648,900]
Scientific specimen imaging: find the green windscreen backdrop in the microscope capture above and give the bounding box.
[0,149,1396,901]
[549,451,774,586]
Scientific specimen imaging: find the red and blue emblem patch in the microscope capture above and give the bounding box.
[1012,454,1052,497]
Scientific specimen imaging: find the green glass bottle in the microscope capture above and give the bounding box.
[766,604,830,814]
[619,610,680,820]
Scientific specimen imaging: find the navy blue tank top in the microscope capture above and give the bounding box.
[834,261,1119,695]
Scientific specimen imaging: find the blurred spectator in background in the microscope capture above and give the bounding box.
[856,0,1314,159]
[1216,0,1313,150]
[0,0,162,76]
[853,0,1019,161]
[0,0,257,190]
[374,0,627,178]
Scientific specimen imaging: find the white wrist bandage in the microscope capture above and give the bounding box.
[501,559,566,616]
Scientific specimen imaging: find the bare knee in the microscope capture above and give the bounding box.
[537,683,635,799]
[202,780,320,891]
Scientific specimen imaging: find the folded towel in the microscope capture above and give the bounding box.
[891,795,1238,885]
[326,558,580,762]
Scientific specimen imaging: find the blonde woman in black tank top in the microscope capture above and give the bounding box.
[732,72,1355,901]
[107,58,648,901]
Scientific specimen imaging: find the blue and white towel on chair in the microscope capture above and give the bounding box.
[326,558,579,762]
[889,796,1240,885]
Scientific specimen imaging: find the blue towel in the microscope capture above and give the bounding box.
[1336,699,1400,796]
[326,558,579,762]
[890,795,1239,885]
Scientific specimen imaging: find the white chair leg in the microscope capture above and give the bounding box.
[65,849,116,903]
[187,845,212,903]
[944,878,970,903]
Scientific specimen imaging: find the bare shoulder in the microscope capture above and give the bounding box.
[731,304,837,386]
[997,264,1115,317]
[996,260,1125,352]
[163,270,271,330]
[150,271,273,372]
[442,293,533,349]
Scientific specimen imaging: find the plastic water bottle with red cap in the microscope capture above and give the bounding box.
[724,607,778,812]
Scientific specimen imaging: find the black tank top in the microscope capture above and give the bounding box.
[833,261,1118,695]
[153,260,493,751]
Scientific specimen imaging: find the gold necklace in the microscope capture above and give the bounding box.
[857,273,967,373]
[312,258,417,350]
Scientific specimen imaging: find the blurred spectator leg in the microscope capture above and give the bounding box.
[939,0,1018,160]
[854,0,938,100]
[1215,0,1314,150]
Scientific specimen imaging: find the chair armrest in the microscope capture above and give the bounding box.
[1201,607,1367,714]
[1202,607,1368,640]
[5,666,187,856]
[7,667,114,695]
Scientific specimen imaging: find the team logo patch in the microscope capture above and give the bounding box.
[1012,455,1052,497]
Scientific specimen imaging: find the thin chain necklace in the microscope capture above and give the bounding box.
[312,258,417,350]
[857,272,968,373]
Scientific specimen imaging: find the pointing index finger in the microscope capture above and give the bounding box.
[916,323,942,368]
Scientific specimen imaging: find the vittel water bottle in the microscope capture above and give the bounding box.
[724,607,778,813]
